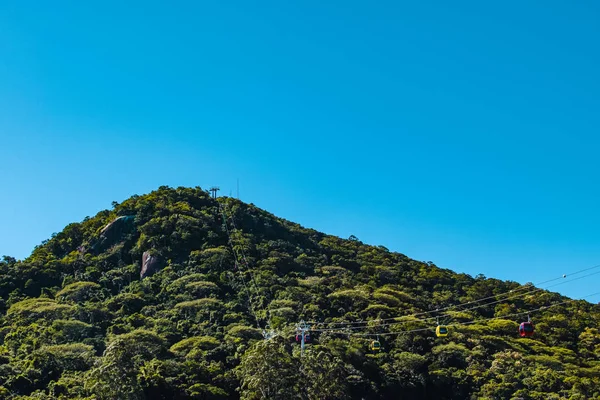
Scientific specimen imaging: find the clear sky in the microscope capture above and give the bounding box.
[1,1,599,301]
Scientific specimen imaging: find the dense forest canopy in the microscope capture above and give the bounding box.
[0,185,598,399]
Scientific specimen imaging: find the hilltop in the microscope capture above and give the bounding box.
[0,186,599,399]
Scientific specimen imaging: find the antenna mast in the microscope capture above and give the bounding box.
[209,187,220,199]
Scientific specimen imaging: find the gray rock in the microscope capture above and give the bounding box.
[141,251,161,279]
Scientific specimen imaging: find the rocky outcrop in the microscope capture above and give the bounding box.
[140,251,162,279]
[90,215,135,253]
[99,215,135,238]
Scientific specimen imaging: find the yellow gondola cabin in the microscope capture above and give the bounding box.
[370,340,381,351]
[436,325,449,337]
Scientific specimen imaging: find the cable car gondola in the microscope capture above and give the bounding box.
[295,332,311,343]
[436,325,449,337]
[519,322,534,337]
[370,340,381,351]
[435,316,449,337]
[519,315,534,337]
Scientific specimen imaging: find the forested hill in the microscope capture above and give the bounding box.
[1,186,599,399]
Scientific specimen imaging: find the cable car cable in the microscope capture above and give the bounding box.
[307,263,600,329]
[324,290,600,337]
[223,203,272,332]
[310,263,600,327]
[219,202,262,329]
[310,269,600,333]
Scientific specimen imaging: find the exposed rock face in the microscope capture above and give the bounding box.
[99,215,135,237]
[90,215,135,253]
[141,251,161,279]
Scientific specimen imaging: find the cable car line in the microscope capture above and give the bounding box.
[541,269,600,290]
[306,263,600,329]
[219,202,263,330]
[219,199,278,338]
[225,208,264,306]
[309,263,600,327]
[320,290,600,338]
[222,202,275,336]
[310,269,600,333]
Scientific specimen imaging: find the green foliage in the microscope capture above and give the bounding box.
[486,318,520,336]
[373,292,402,307]
[87,329,167,399]
[56,281,102,303]
[7,298,73,324]
[375,286,413,302]
[170,336,220,356]
[50,319,94,343]
[236,337,351,400]
[0,185,598,399]
[32,343,95,372]
[226,325,264,343]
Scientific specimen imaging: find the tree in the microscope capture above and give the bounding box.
[237,337,300,399]
[86,330,167,400]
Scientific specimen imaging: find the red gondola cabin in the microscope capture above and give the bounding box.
[519,322,534,337]
[295,333,311,343]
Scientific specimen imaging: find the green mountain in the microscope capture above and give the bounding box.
[0,186,599,399]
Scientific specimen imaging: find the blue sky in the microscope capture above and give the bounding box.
[1,1,599,301]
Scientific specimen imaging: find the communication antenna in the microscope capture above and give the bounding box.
[209,187,220,199]
[237,179,239,199]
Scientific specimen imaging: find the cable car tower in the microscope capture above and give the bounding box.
[296,320,311,356]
